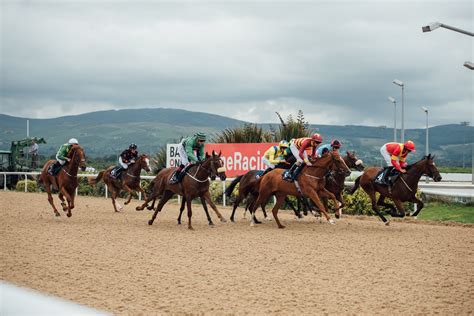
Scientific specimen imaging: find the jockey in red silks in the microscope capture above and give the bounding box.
[283,133,323,182]
[378,140,416,186]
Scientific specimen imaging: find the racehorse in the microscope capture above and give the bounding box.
[136,151,227,230]
[349,154,442,225]
[320,151,365,218]
[249,151,351,228]
[88,154,151,212]
[39,144,86,217]
[225,162,305,223]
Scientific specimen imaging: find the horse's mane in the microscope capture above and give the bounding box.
[406,154,434,170]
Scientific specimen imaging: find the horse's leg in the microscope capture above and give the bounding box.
[391,198,407,218]
[58,192,68,212]
[123,184,134,205]
[177,196,186,225]
[137,191,157,211]
[44,179,61,217]
[335,192,345,219]
[409,196,424,217]
[285,197,303,219]
[230,194,244,222]
[376,195,396,215]
[200,196,214,226]
[185,196,194,230]
[203,191,227,223]
[367,190,390,225]
[305,188,334,224]
[272,193,287,229]
[320,188,341,212]
[146,198,156,210]
[137,184,147,201]
[59,187,73,217]
[148,190,174,226]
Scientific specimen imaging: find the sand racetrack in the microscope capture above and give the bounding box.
[1,191,473,314]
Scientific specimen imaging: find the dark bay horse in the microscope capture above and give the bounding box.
[249,151,351,229]
[349,154,442,225]
[88,154,151,212]
[39,144,86,217]
[321,151,365,218]
[136,151,227,230]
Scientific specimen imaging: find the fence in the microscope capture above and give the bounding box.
[2,171,473,206]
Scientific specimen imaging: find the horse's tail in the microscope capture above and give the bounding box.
[348,176,361,195]
[225,175,243,197]
[88,171,105,185]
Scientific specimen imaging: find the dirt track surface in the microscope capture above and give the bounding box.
[1,191,473,314]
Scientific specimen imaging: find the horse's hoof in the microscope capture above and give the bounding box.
[328,219,336,225]
[220,218,227,223]
[188,226,194,230]
[230,218,235,223]
[265,217,272,221]
[66,213,72,218]
[209,223,215,227]
[124,202,130,205]
[384,221,390,226]
[278,225,286,229]
[146,206,154,210]
[177,221,181,225]
[148,220,153,225]
[335,214,340,219]
[135,207,142,211]
[250,221,255,227]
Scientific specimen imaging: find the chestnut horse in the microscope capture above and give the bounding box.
[320,151,365,218]
[249,151,351,228]
[88,154,151,212]
[136,151,227,230]
[349,154,442,225]
[39,144,86,217]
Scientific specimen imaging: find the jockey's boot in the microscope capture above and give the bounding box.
[169,164,185,184]
[257,167,273,179]
[48,161,62,176]
[283,164,297,182]
[382,167,394,186]
[291,164,304,181]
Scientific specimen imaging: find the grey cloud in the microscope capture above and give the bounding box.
[1,1,472,128]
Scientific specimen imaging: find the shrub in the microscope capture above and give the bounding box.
[15,179,38,192]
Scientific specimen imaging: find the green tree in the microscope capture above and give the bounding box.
[271,110,312,141]
[212,123,273,143]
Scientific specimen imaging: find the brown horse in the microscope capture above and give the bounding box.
[39,144,86,217]
[136,151,227,230]
[320,151,365,218]
[249,151,351,228]
[88,154,151,212]
[349,154,442,225]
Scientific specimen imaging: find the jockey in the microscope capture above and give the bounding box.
[316,139,342,156]
[284,133,323,182]
[169,132,207,184]
[48,138,79,175]
[378,140,416,186]
[111,143,138,179]
[258,140,290,178]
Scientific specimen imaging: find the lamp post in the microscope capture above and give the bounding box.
[422,107,429,182]
[388,97,397,142]
[422,22,474,69]
[393,79,404,142]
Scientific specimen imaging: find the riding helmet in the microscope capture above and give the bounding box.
[196,132,207,141]
[68,138,79,144]
[311,133,323,143]
[331,139,341,149]
[404,140,415,152]
[279,140,289,148]
[129,143,138,150]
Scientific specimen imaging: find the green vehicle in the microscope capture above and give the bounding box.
[0,137,47,189]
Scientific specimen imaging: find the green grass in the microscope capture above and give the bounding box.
[437,166,472,173]
[417,202,474,224]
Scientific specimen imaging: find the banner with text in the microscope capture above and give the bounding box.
[166,143,278,177]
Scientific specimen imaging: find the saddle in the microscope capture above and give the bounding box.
[47,161,63,176]
[375,167,400,186]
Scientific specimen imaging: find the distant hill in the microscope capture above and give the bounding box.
[0,108,472,167]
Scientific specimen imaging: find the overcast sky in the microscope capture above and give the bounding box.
[1,0,472,128]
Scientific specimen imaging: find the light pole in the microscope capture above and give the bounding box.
[422,22,474,69]
[422,107,429,182]
[388,97,397,142]
[393,79,404,142]
[422,22,474,36]
[460,121,470,168]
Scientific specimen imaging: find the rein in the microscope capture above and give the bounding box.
[62,148,79,178]
[185,163,210,183]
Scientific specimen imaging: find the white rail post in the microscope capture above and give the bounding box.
[139,192,142,200]
[105,184,108,199]
[24,173,28,192]
[4,174,6,191]
[75,187,78,196]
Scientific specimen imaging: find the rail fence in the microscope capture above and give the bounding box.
[1,172,473,206]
